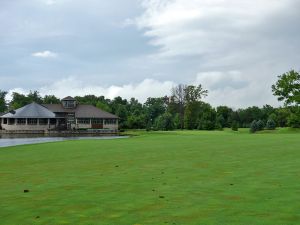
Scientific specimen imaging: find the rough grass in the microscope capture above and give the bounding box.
[0,129,300,225]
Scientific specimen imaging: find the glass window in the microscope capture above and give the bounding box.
[3,118,7,124]
[17,118,26,125]
[27,118,38,125]
[8,118,15,125]
[105,119,116,125]
[39,119,48,125]
[50,119,57,125]
[91,118,103,124]
[78,118,90,124]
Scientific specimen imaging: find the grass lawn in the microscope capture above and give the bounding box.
[1,129,300,225]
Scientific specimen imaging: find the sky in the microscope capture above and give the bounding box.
[1,0,300,108]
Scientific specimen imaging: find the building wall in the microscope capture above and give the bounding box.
[76,118,118,130]
[1,123,56,131]
[1,118,118,131]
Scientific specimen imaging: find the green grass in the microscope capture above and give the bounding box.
[1,130,300,225]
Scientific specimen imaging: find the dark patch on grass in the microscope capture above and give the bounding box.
[115,165,119,168]
[35,216,40,219]
[230,184,234,186]
[159,195,165,199]
[24,190,29,193]
[152,189,156,192]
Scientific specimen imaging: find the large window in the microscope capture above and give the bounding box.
[27,118,37,125]
[8,118,15,125]
[3,118,7,124]
[39,119,48,125]
[77,118,90,124]
[50,118,57,125]
[91,118,103,124]
[105,119,117,125]
[17,118,26,125]
[62,100,76,109]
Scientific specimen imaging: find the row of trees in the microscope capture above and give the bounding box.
[1,70,299,130]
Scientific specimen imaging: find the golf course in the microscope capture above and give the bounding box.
[1,129,300,225]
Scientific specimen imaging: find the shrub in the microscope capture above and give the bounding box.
[231,121,239,131]
[250,120,258,133]
[266,119,276,130]
[155,112,175,131]
[256,120,265,131]
[288,113,300,128]
[215,122,223,131]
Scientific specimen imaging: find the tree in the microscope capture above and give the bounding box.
[231,121,239,131]
[217,106,233,127]
[250,120,258,133]
[171,84,186,129]
[155,112,175,131]
[272,70,300,106]
[10,92,30,109]
[184,85,208,103]
[197,102,216,130]
[27,91,43,104]
[144,97,166,126]
[266,119,276,130]
[256,120,265,131]
[288,111,300,128]
[43,95,61,104]
[0,90,7,112]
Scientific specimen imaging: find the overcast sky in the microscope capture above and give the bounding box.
[1,0,299,107]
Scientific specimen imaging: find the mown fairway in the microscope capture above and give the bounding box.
[1,130,300,225]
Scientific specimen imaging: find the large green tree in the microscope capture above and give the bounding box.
[0,90,7,112]
[272,70,300,106]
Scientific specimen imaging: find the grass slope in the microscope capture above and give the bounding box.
[1,130,300,225]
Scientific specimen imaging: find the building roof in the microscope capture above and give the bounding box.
[1,102,56,118]
[43,104,118,119]
[62,96,76,101]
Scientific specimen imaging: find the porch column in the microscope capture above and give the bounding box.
[89,118,92,128]
[25,118,28,125]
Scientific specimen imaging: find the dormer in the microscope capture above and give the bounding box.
[61,96,77,109]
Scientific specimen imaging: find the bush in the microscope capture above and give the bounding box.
[250,120,258,133]
[215,122,223,131]
[288,113,300,128]
[155,112,175,131]
[266,119,276,130]
[231,121,239,131]
[256,120,265,131]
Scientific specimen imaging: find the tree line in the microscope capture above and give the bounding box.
[1,70,299,131]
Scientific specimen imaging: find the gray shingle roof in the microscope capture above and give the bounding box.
[62,96,76,101]
[1,102,56,118]
[43,104,118,119]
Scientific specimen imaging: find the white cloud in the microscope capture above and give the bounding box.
[135,0,294,58]
[38,77,175,102]
[31,50,58,58]
[130,0,300,107]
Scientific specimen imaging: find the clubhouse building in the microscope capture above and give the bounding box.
[0,97,118,132]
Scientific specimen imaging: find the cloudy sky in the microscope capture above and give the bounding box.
[1,0,299,107]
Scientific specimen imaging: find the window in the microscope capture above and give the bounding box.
[50,119,57,125]
[3,118,7,124]
[17,118,26,125]
[39,119,48,125]
[77,118,90,124]
[105,119,117,125]
[8,118,15,125]
[62,100,76,109]
[91,118,103,124]
[27,119,37,125]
